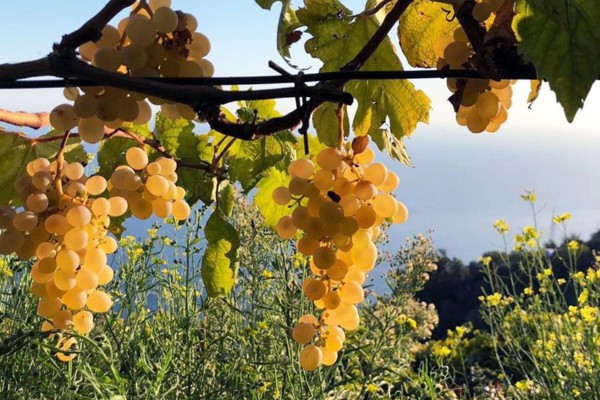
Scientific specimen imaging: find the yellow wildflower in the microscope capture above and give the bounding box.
[433,345,452,358]
[568,240,580,252]
[479,256,492,267]
[578,289,589,305]
[580,306,598,323]
[524,287,534,296]
[164,238,173,246]
[262,270,274,278]
[521,190,536,202]
[407,318,417,330]
[552,212,571,224]
[543,268,553,277]
[557,278,567,285]
[493,219,509,234]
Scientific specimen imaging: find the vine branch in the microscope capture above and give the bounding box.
[26,129,216,175]
[0,109,49,130]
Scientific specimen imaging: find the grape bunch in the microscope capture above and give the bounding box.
[434,26,515,134]
[271,137,409,371]
[49,0,213,143]
[0,147,190,361]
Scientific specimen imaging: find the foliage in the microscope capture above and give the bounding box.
[0,197,443,399]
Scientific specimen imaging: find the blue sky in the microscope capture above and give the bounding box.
[1,1,599,261]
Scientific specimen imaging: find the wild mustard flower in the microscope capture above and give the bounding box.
[568,240,580,252]
[521,190,536,203]
[552,212,571,224]
[479,256,492,267]
[580,306,598,323]
[524,287,534,296]
[578,289,589,305]
[493,219,509,234]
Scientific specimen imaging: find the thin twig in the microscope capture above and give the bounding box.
[25,129,214,173]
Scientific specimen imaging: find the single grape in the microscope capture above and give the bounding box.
[66,206,92,228]
[73,310,94,334]
[339,281,365,304]
[153,7,178,33]
[299,344,323,371]
[87,290,112,313]
[292,322,315,344]
[50,104,79,131]
[37,297,62,318]
[272,186,291,205]
[316,147,343,170]
[126,147,149,170]
[172,199,191,221]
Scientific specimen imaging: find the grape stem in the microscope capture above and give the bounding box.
[54,130,72,196]
[336,103,345,151]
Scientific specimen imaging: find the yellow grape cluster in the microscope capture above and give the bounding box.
[434,26,515,134]
[0,148,189,362]
[272,137,409,371]
[50,0,213,143]
[109,147,191,221]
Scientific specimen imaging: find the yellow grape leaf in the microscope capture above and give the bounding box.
[398,0,461,68]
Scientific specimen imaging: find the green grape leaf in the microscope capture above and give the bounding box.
[218,184,235,218]
[154,114,215,205]
[240,98,282,121]
[253,166,291,228]
[398,0,461,68]
[312,103,349,148]
[298,2,430,155]
[202,211,240,297]
[205,210,240,248]
[97,136,137,179]
[513,0,600,122]
[0,131,87,206]
[228,131,297,193]
[97,122,152,178]
[201,240,238,297]
[255,0,303,67]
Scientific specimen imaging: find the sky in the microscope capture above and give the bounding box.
[1,1,599,262]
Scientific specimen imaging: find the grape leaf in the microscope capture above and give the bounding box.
[255,0,303,67]
[253,167,291,228]
[312,103,349,148]
[97,122,151,179]
[398,0,461,68]
[513,0,600,122]
[202,211,240,297]
[0,131,87,206]
[201,240,238,297]
[228,132,297,192]
[298,1,430,159]
[218,184,235,218]
[154,114,215,205]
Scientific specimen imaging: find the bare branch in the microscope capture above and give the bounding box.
[55,0,136,53]
[0,109,49,130]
